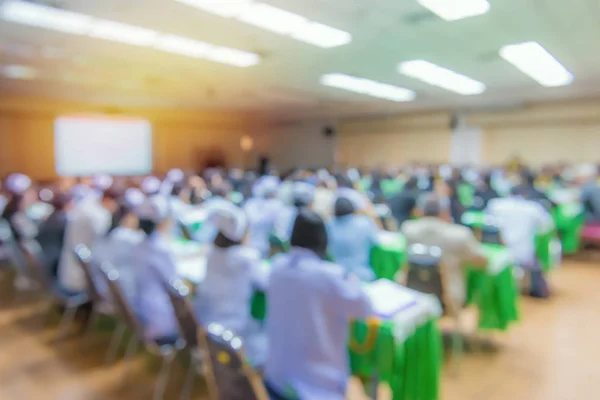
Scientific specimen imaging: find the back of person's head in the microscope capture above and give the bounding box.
[510,184,527,197]
[210,182,231,199]
[292,182,315,208]
[51,193,72,212]
[520,169,536,186]
[422,194,444,217]
[1,194,22,219]
[135,199,171,236]
[334,196,355,217]
[209,204,247,249]
[290,210,328,259]
[171,183,184,197]
[335,174,354,189]
[483,173,493,188]
[404,176,418,190]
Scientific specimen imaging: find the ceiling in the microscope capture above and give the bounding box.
[1,0,599,121]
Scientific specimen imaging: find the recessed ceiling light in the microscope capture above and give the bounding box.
[0,0,261,68]
[174,0,352,48]
[499,41,573,87]
[417,0,490,21]
[2,64,37,79]
[398,60,486,95]
[320,73,416,102]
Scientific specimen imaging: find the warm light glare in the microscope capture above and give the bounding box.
[398,60,486,95]
[321,73,416,102]
[0,0,260,68]
[2,64,37,79]
[240,135,254,151]
[175,0,351,48]
[1,0,92,34]
[418,0,490,21]
[499,41,574,87]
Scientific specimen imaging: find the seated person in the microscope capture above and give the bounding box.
[577,164,600,224]
[389,176,419,227]
[194,203,268,367]
[312,176,336,221]
[274,182,315,242]
[474,173,499,209]
[265,210,373,400]
[95,189,146,299]
[486,186,553,298]
[243,176,284,257]
[132,200,180,345]
[58,188,118,294]
[327,190,380,281]
[401,195,487,315]
[36,193,72,278]
[2,173,39,242]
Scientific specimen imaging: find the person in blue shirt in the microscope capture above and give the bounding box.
[327,189,380,281]
[132,199,180,345]
[194,202,268,366]
[265,210,373,400]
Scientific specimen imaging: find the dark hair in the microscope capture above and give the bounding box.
[108,204,135,233]
[210,183,230,199]
[483,173,493,187]
[1,194,22,220]
[138,218,157,235]
[171,183,184,197]
[404,177,418,190]
[335,174,354,189]
[51,193,71,211]
[290,210,328,259]
[334,197,355,217]
[102,188,121,202]
[213,232,240,249]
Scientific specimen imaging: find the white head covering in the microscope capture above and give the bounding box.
[292,182,315,205]
[141,176,161,195]
[337,188,368,211]
[208,203,247,242]
[124,188,146,208]
[5,173,31,194]
[575,164,596,180]
[252,175,280,198]
[347,168,360,182]
[93,174,113,191]
[166,169,184,182]
[317,169,330,180]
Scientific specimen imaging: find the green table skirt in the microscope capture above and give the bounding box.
[370,240,406,281]
[350,320,442,400]
[552,206,584,254]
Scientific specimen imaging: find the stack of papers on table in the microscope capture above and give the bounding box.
[377,231,405,250]
[364,279,418,319]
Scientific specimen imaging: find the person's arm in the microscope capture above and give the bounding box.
[461,230,488,269]
[327,271,373,320]
[12,212,38,240]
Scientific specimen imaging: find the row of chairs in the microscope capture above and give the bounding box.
[2,226,271,400]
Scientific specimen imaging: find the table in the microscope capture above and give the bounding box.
[369,231,520,331]
[552,202,584,254]
[462,210,561,272]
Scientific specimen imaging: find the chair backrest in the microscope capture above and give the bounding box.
[200,323,269,400]
[73,244,103,303]
[406,243,444,303]
[160,277,198,349]
[97,263,144,337]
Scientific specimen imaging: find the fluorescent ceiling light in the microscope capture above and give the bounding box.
[176,0,351,48]
[398,60,485,95]
[292,22,351,48]
[174,0,253,18]
[1,0,92,34]
[206,47,259,67]
[239,3,307,35]
[89,19,159,46]
[418,0,490,21]
[154,35,214,58]
[321,73,415,102]
[0,0,260,68]
[2,64,37,79]
[499,41,573,87]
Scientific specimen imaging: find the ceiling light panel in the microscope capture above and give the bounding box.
[0,0,260,68]
[1,0,92,35]
[89,19,159,46]
[499,41,573,87]
[321,73,416,102]
[417,0,490,21]
[174,0,351,48]
[398,60,486,95]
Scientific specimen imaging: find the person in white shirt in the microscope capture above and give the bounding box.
[244,176,284,257]
[194,203,268,366]
[485,186,553,298]
[58,189,118,294]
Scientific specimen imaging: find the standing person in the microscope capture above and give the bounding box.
[58,189,118,294]
[327,190,380,281]
[312,176,337,222]
[275,182,315,242]
[486,186,553,298]
[265,210,373,399]
[194,203,268,366]
[132,200,180,345]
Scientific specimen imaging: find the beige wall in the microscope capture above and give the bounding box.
[0,96,269,180]
[338,98,600,168]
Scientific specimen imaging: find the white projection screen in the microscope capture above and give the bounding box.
[54,115,152,176]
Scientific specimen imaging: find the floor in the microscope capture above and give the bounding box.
[1,260,599,400]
